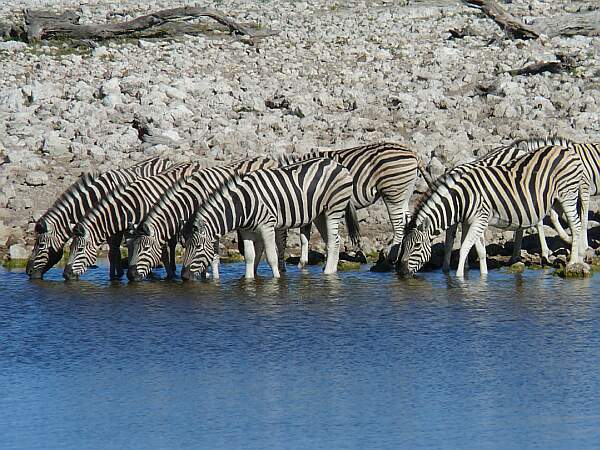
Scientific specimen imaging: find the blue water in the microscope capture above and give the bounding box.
[1,262,600,450]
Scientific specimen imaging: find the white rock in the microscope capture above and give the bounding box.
[25,171,49,186]
[9,243,28,260]
[42,133,69,156]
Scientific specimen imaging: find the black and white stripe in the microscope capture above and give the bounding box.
[26,157,170,279]
[180,158,359,280]
[281,142,417,264]
[126,156,278,281]
[399,145,587,277]
[63,161,201,280]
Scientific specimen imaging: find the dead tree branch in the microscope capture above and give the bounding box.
[462,0,540,39]
[18,7,278,43]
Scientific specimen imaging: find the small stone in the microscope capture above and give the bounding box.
[507,262,526,273]
[42,133,69,156]
[25,171,49,186]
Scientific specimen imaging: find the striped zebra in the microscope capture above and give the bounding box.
[180,158,360,280]
[26,157,170,279]
[280,142,417,266]
[62,161,203,281]
[513,136,599,254]
[399,145,588,277]
[126,156,279,282]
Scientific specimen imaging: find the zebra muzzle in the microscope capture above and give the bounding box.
[127,265,145,282]
[63,264,79,281]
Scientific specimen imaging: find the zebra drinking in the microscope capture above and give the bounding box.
[180,158,360,280]
[126,156,279,282]
[280,142,417,267]
[26,157,170,279]
[63,162,203,281]
[399,145,588,277]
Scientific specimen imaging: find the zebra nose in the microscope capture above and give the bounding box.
[63,264,75,281]
[180,266,191,281]
[397,261,411,277]
[127,266,143,282]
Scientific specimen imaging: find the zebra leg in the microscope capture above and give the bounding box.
[443,223,458,273]
[324,214,342,275]
[475,235,488,275]
[580,190,590,256]
[382,198,406,264]
[253,236,265,276]
[167,236,177,279]
[242,238,257,280]
[275,228,287,272]
[107,233,124,280]
[211,239,220,280]
[550,208,572,244]
[457,218,487,278]
[559,195,582,265]
[160,245,176,279]
[536,222,551,265]
[459,222,471,272]
[298,224,311,269]
[259,225,281,278]
[509,228,524,265]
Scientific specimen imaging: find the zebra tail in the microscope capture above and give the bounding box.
[345,203,361,247]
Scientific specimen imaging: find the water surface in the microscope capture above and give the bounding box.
[2,263,600,449]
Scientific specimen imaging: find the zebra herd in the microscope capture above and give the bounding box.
[24,137,599,282]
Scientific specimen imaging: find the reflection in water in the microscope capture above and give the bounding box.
[2,262,600,450]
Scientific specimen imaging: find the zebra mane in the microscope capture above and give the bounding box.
[190,173,245,231]
[40,171,99,224]
[276,150,322,167]
[511,135,574,152]
[407,169,463,231]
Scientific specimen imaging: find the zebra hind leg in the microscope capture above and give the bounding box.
[259,225,281,278]
[324,214,342,275]
[275,228,287,272]
[242,237,257,280]
[457,217,488,278]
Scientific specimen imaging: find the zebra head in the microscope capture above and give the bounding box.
[26,220,64,279]
[181,217,213,281]
[127,223,163,282]
[63,223,97,281]
[398,218,434,276]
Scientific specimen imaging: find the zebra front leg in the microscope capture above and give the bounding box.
[107,233,124,279]
[443,223,458,273]
[160,245,175,279]
[509,228,524,265]
[457,218,488,278]
[242,238,257,280]
[580,190,590,256]
[167,236,177,279]
[474,236,488,275]
[559,195,582,265]
[460,222,471,272]
[275,228,287,272]
[298,224,311,269]
[253,236,265,276]
[382,198,407,264]
[259,225,281,278]
[211,239,220,280]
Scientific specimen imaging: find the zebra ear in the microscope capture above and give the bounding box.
[73,223,86,237]
[141,222,153,237]
[35,220,47,233]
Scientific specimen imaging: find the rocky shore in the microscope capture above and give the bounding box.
[1,0,599,266]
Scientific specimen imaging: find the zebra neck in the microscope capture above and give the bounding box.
[416,192,462,234]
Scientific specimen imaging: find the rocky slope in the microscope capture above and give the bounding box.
[1,0,599,261]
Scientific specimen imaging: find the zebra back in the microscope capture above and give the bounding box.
[77,161,200,246]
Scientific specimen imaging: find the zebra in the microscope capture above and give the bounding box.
[512,136,599,255]
[398,145,588,278]
[180,157,360,280]
[126,156,279,282]
[279,142,417,267]
[26,157,170,279]
[62,161,204,281]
